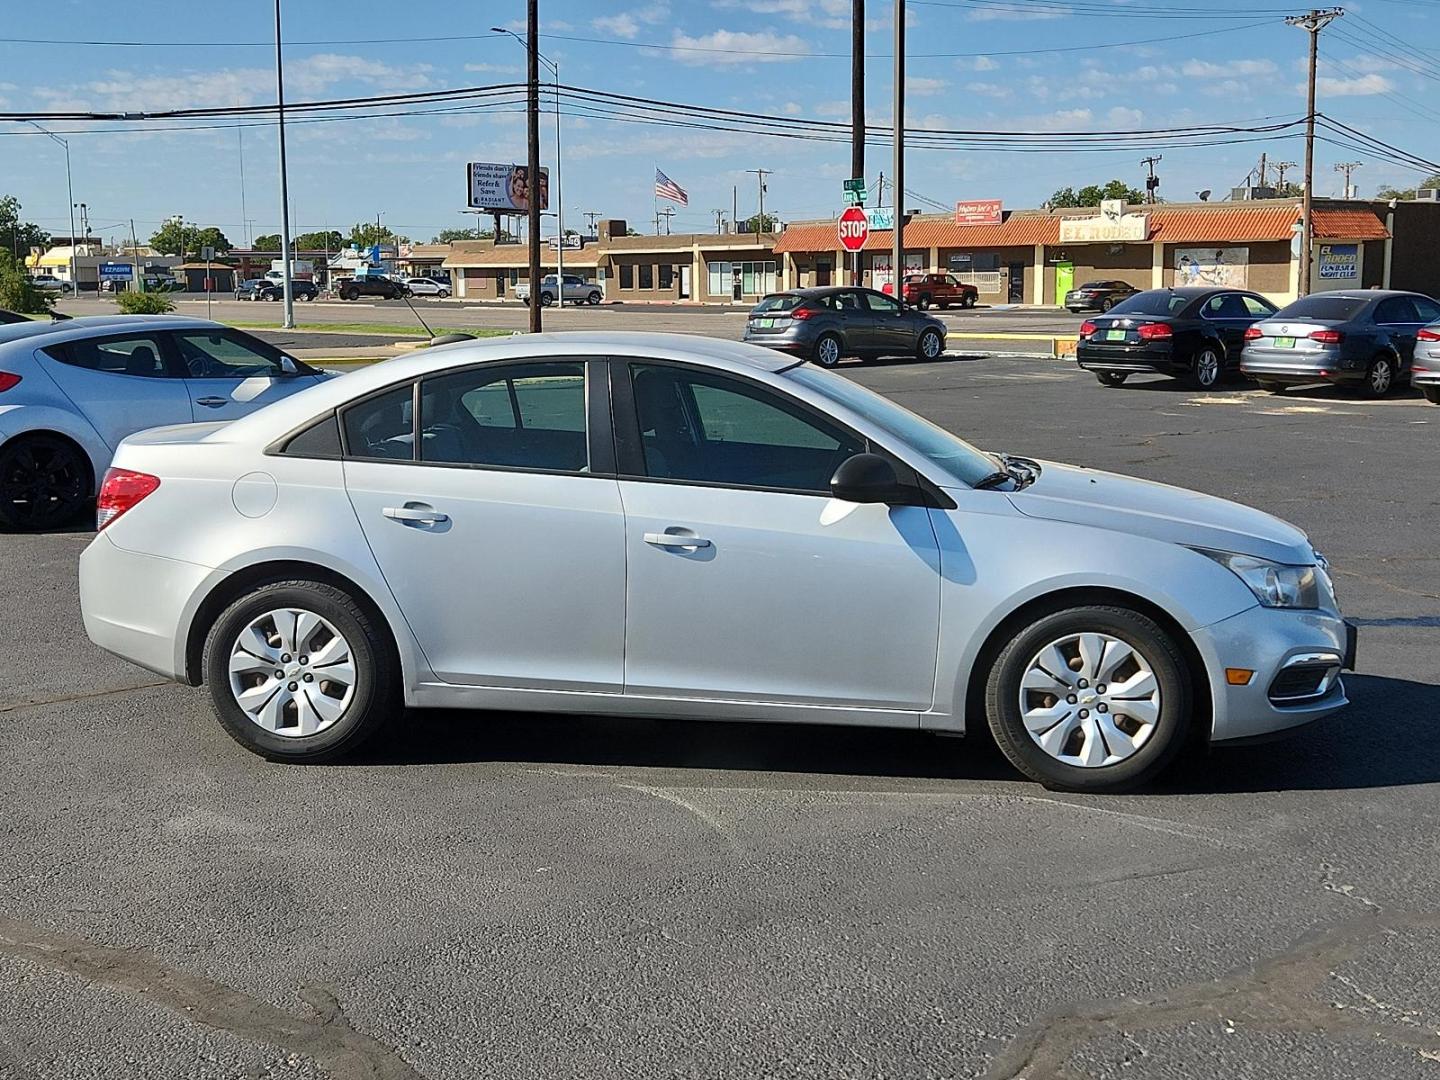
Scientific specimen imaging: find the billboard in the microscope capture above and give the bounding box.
[1318,244,1359,280]
[467,162,550,212]
[1174,247,1249,289]
[98,262,133,280]
[1060,200,1149,243]
[954,199,1002,226]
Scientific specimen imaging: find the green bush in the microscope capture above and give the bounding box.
[0,251,52,314]
[115,290,176,315]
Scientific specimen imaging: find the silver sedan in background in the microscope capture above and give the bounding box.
[79,332,1354,793]
[1413,320,1440,404]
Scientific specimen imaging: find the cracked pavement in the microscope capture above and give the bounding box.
[2,355,1437,1078]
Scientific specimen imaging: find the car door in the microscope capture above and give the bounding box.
[1199,292,1255,362]
[614,359,941,710]
[1374,297,1423,365]
[861,289,914,354]
[169,327,323,423]
[35,331,193,450]
[823,289,878,353]
[340,359,626,690]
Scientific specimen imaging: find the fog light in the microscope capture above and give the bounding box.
[1226,668,1255,686]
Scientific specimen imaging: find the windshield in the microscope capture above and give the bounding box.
[786,366,999,486]
[753,294,803,313]
[1272,295,1368,322]
[1110,291,1190,316]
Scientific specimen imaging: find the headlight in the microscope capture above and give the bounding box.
[1196,549,1320,609]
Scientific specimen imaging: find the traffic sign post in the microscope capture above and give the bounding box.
[838,205,869,286]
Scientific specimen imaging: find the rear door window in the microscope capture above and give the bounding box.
[342,383,416,461]
[419,362,588,473]
[47,334,172,377]
[864,292,900,315]
[1375,297,1419,325]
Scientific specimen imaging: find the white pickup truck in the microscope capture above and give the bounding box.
[514,274,604,307]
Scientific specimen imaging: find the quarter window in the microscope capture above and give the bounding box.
[419,363,587,472]
[49,335,169,377]
[629,364,862,493]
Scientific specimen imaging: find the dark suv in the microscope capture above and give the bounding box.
[338,276,408,301]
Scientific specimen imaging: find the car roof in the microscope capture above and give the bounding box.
[0,314,223,347]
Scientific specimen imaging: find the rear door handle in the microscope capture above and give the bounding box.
[644,531,711,549]
[383,505,449,524]
[195,396,228,407]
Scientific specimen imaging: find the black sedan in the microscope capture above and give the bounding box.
[1076,287,1279,390]
[1065,280,1141,313]
[742,287,946,367]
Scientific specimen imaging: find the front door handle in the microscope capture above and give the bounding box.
[644,531,711,549]
[195,396,228,407]
[383,505,449,524]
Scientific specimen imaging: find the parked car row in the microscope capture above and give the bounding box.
[1076,286,1440,400]
[233,276,451,302]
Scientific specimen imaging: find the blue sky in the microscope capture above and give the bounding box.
[2,0,1437,248]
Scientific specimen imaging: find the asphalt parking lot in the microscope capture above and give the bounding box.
[3,354,1439,1079]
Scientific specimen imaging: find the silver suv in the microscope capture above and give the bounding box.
[515,274,604,307]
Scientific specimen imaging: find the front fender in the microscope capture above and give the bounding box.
[0,403,111,494]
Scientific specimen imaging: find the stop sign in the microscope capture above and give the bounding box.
[838,206,869,252]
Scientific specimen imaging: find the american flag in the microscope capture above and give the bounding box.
[655,168,689,206]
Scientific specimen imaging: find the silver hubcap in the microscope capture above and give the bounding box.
[921,332,941,358]
[1018,632,1161,768]
[1197,351,1219,385]
[1371,361,1391,393]
[228,608,356,738]
[818,338,840,365]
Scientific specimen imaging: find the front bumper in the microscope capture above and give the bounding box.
[79,532,219,682]
[1191,603,1355,743]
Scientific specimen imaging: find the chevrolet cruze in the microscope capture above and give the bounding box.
[78,332,1355,792]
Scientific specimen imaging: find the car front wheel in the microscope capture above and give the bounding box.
[983,604,1192,792]
[204,579,397,762]
[916,328,944,361]
[587,291,602,305]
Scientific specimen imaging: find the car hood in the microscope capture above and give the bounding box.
[1005,460,1314,565]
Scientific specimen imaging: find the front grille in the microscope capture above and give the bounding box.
[1269,662,1337,703]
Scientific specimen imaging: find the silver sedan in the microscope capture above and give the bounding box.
[78,332,1354,792]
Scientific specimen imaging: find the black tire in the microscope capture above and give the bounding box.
[1422,386,1440,405]
[1099,297,1115,313]
[916,328,944,362]
[917,294,932,311]
[1095,371,1128,387]
[439,290,451,299]
[341,288,357,301]
[1362,354,1396,398]
[539,292,554,308]
[587,291,602,305]
[203,579,398,763]
[1189,345,1223,390]
[983,604,1193,793]
[812,333,843,368]
[0,433,92,532]
[963,294,978,308]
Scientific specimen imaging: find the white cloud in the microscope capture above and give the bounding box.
[964,81,1012,99]
[593,13,640,38]
[464,63,519,76]
[968,3,1068,19]
[955,56,1000,72]
[906,76,948,96]
[1107,106,1144,126]
[1180,58,1276,78]
[669,30,809,65]
[1315,73,1394,96]
[813,100,852,117]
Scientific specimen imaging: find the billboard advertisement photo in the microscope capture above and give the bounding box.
[467,162,550,213]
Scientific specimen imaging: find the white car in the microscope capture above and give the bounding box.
[78,333,1354,792]
[0,315,328,529]
[404,277,451,298]
[28,275,73,295]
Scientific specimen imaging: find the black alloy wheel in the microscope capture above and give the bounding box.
[0,435,92,531]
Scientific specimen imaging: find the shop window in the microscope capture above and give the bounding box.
[620,263,635,289]
[659,264,674,289]
[639,264,654,289]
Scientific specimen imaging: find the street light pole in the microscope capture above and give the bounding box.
[26,122,77,298]
[891,0,905,298]
[274,0,296,329]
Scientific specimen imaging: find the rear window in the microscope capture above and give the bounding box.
[753,294,803,313]
[1109,291,1190,316]
[1273,295,1369,321]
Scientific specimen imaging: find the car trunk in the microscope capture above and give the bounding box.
[1248,319,1341,353]
[1080,313,1178,349]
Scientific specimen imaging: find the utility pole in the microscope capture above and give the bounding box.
[852,0,865,284]
[732,185,738,233]
[1141,155,1162,204]
[274,0,295,328]
[1257,152,1268,188]
[658,207,675,235]
[891,0,905,297]
[1334,161,1362,198]
[525,0,542,332]
[746,168,771,232]
[238,128,249,248]
[712,209,726,234]
[1274,161,1298,189]
[874,172,886,208]
[1288,7,1343,297]
[584,210,601,233]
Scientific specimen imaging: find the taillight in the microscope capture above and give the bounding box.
[1418,328,1440,342]
[1137,322,1173,341]
[96,467,160,531]
[1079,321,1097,337]
[1309,329,1344,344]
[0,372,21,392]
[791,306,817,320]
[1244,326,1263,341]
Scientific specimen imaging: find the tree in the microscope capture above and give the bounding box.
[0,248,52,314]
[348,223,408,248]
[1,195,51,257]
[149,220,231,259]
[1046,180,1146,208]
[292,230,345,252]
[252,234,282,251]
[432,227,486,243]
[743,213,779,233]
[1378,173,1440,200]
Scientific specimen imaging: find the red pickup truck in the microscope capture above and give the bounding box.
[884,273,979,310]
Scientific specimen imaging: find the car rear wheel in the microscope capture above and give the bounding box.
[916,294,932,311]
[813,333,843,368]
[0,434,92,532]
[1422,387,1440,405]
[1189,346,1222,390]
[983,604,1192,792]
[1362,355,1396,398]
[963,294,978,308]
[1099,298,1115,313]
[1095,372,1128,387]
[204,580,397,762]
[916,328,944,361]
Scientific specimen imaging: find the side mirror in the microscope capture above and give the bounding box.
[279,356,299,376]
[830,453,924,506]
